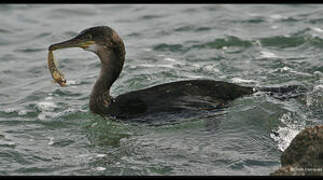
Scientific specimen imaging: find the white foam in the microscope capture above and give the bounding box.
[269,14,284,20]
[231,77,257,84]
[270,112,304,151]
[164,57,176,62]
[37,101,57,111]
[37,111,58,121]
[203,64,220,73]
[281,66,291,72]
[91,122,98,127]
[311,27,323,33]
[45,97,53,100]
[0,140,16,147]
[38,113,46,121]
[313,71,323,78]
[255,40,262,48]
[66,80,78,85]
[259,51,278,59]
[96,154,106,158]
[270,126,300,152]
[185,74,205,79]
[4,108,15,113]
[191,63,200,68]
[143,48,152,52]
[313,84,323,91]
[306,95,314,107]
[96,167,106,171]
[18,110,27,115]
[76,154,91,158]
[274,66,312,77]
[48,137,55,145]
[271,25,279,30]
[139,64,174,69]
[272,66,291,73]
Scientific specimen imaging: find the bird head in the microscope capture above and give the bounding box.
[49,26,124,54]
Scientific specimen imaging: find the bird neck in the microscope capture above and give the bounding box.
[89,46,125,114]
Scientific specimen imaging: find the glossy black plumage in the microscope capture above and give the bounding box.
[105,80,253,119]
[49,26,305,122]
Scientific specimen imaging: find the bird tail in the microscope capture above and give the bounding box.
[254,84,308,100]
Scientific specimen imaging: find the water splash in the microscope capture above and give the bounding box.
[270,112,305,151]
[36,101,57,112]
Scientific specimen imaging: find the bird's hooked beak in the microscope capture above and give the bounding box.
[49,36,95,51]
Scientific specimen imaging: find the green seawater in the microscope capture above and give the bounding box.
[0,4,322,175]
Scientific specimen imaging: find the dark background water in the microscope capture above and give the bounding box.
[0,4,322,175]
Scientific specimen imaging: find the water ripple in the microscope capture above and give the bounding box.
[0,4,322,175]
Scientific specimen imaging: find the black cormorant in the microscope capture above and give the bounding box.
[48,26,304,120]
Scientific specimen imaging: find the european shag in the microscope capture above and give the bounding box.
[48,26,304,120]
